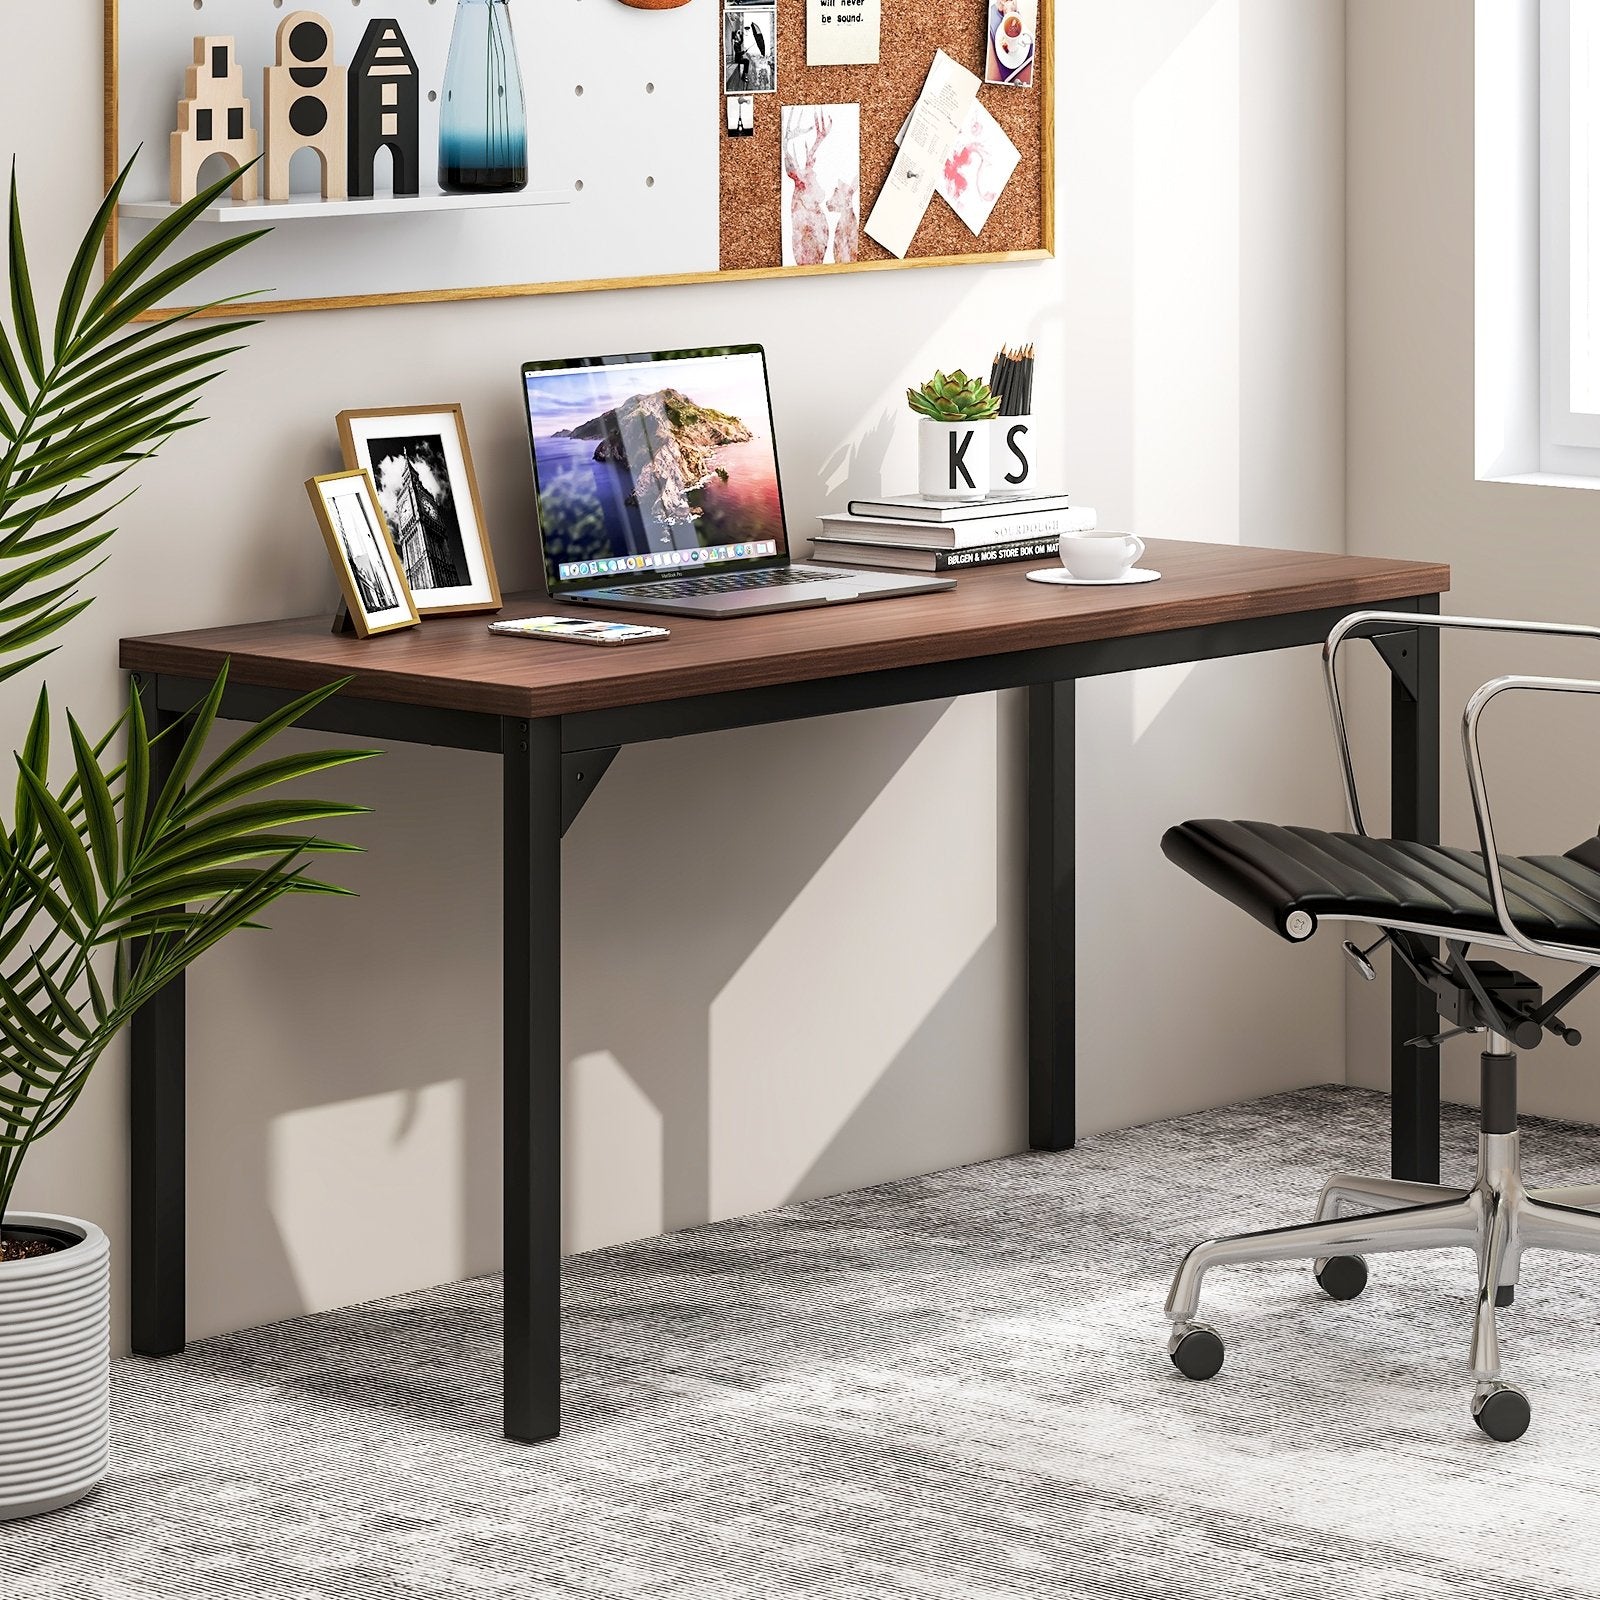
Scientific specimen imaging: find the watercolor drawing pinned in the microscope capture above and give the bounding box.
[781,103,860,267]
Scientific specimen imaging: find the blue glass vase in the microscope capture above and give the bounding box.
[439,0,528,194]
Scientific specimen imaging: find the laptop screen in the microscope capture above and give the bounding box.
[522,345,790,592]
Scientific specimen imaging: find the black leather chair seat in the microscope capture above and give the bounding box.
[1162,820,1600,949]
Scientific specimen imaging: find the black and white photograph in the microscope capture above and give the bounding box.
[724,7,778,95]
[726,94,755,137]
[337,404,503,615]
[305,469,419,637]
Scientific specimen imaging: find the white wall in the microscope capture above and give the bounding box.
[1,0,1348,1349]
[1348,0,1600,1119]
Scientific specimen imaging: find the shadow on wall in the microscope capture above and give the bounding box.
[181,695,1022,1336]
[564,693,1020,1243]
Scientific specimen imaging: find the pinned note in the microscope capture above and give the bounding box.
[806,0,881,67]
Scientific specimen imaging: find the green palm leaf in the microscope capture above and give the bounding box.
[0,155,377,1231]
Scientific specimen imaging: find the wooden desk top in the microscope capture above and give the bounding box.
[120,540,1450,720]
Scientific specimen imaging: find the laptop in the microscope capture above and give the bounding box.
[521,344,956,618]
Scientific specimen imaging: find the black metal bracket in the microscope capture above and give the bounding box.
[562,746,618,836]
[1371,628,1423,701]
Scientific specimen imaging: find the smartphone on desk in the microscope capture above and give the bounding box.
[489,616,671,647]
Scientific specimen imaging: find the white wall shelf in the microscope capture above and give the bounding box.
[120,188,572,225]
[110,0,716,309]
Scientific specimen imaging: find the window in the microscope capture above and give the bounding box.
[1543,0,1600,459]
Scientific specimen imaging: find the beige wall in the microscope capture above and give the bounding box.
[1347,0,1600,1119]
[2,0,1348,1349]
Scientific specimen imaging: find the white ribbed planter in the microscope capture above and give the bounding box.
[0,1214,109,1522]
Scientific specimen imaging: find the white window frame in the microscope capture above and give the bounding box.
[1541,0,1600,464]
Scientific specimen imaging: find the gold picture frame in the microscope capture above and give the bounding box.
[101,0,1055,319]
[306,470,421,638]
[336,403,503,617]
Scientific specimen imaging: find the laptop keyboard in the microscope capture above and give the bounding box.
[610,566,845,600]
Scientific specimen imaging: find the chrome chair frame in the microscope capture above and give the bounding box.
[1166,612,1600,1437]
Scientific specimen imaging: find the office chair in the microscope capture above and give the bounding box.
[1160,612,1600,1441]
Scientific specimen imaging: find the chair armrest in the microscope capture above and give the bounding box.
[1322,611,1600,837]
[1462,673,1600,963]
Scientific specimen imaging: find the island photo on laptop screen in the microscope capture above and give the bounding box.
[524,348,788,587]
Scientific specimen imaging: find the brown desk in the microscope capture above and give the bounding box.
[120,539,1450,1442]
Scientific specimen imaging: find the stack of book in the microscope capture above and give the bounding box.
[811,492,1095,573]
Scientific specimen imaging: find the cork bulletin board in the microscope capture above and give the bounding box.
[720,0,1053,276]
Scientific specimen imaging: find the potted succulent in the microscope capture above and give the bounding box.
[0,158,373,1521]
[907,368,1002,502]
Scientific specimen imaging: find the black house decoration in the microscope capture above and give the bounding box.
[348,19,421,198]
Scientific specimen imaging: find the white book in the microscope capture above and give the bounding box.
[846,490,1074,523]
[817,506,1096,550]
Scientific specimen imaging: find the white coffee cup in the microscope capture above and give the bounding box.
[1059,530,1145,581]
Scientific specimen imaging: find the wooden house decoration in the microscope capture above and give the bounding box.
[169,37,260,205]
[264,11,348,202]
[348,19,421,198]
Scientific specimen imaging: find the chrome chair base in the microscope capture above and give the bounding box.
[1164,1045,1600,1439]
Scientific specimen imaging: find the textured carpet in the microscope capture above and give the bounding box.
[8,1086,1600,1599]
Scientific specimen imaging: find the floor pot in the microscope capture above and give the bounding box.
[0,1214,109,1521]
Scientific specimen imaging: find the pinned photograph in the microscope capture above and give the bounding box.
[337,405,502,615]
[306,470,419,638]
[727,95,755,137]
[725,7,778,95]
[781,104,860,267]
[985,0,1039,87]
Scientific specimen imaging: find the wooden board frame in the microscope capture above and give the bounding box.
[103,0,1055,319]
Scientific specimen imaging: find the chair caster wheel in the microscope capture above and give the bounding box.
[1496,1285,1515,1308]
[1314,1254,1368,1301]
[1168,1322,1224,1381]
[1473,1383,1531,1442]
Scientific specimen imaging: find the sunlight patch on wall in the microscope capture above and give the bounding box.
[564,1051,664,1253]
[707,697,1000,1219]
[269,1082,463,1311]
[1131,659,1198,742]
[1134,0,1241,542]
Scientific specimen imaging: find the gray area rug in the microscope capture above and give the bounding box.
[8,1086,1600,1599]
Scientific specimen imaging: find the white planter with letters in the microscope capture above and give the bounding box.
[0,1214,110,1522]
[917,418,991,501]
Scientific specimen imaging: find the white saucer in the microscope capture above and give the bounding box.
[1026,566,1161,587]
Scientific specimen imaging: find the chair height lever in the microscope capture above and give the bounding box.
[1342,934,1389,982]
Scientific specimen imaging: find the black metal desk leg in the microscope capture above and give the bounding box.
[502,716,563,1443]
[129,674,187,1356]
[1390,604,1442,1182]
[1027,680,1076,1151]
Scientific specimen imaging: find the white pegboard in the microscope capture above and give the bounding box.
[112,0,720,307]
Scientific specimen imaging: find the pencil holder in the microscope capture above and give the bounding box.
[990,418,1034,493]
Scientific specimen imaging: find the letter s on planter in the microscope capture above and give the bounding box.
[991,419,1034,493]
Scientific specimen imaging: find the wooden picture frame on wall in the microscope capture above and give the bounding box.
[100,0,1049,318]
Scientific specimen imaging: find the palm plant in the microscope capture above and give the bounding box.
[0,157,375,1236]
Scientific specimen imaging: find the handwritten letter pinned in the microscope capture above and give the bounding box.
[863,51,981,258]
